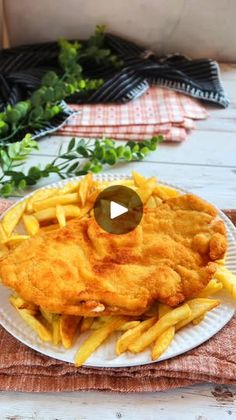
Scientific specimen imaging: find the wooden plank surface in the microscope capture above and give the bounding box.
[0,63,236,419]
[0,384,235,420]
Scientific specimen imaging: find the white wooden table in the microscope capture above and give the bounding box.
[0,64,236,419]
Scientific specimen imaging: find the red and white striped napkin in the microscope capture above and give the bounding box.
[58,87,208,142]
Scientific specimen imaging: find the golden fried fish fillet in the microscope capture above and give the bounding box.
[0,194,227,316]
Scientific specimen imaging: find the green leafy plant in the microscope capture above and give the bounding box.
[82,25,123,68]
[0,26,123,143]
[0,135,162,197]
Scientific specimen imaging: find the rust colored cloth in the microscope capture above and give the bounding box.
[0,199,235,393]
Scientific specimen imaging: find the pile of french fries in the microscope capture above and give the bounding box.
[0,172,236,367]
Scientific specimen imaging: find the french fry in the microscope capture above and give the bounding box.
[41,224,60,232]
[146,196,157,209]
[119,320,140,331]
[2,201,26,237]
[40,308,55,324]
[216,259,225,266]
[87,189,101,204]
[33,193,79,211]
[101,180,135,188]
[63,205,81,219]
[17,308,52,342]
[115,317,157,356]
[10,295,38,313]
[26,188,58,213]
[154,196,162,206]
[214,266,236,299]
[40,308,61,344]
[152,326,175,360]
[60,181,80,195]
[128,304,191,353]
[90,318,105,330]
[192,314,205,325]
[56,205,66,227]
[34,205,81,223]
[80,317,94,333]
[60,315,81,349]
[197,279,223,298]
[132,171,147,187]
[79,173,93,206]
[175,299,219,331]
[52,316,61,345]
[6,235,29,246]
[0,222,8,243]
[92,319,140,332]
[153,185,180,200]
[79,203,93,218]
[75,316,127,366]
[22,214,40,236]
[158,303,171,318]
[136,177,157,204]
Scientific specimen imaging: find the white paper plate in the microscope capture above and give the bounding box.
[0,174,235,368]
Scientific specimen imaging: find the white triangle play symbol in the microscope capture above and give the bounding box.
[110,201,128,219]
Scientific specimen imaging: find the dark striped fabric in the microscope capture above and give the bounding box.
[0,33,229,140]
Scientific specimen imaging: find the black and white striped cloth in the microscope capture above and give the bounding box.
[0,33,229,141]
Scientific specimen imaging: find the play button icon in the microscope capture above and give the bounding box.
[110,201,128,219]
[94,185,143,234]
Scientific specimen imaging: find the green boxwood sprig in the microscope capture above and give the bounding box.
[0,135,163,197]
[0,26,122,143]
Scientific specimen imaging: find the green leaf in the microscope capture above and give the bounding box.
[27,166,42,180]
[18,179,27,190]
[76,146,89,157]
[31,89,45,106]
[0,120,9,135]
[41,71,59,87]
[14,101,31,117]
[66,162,79,173]
[6,108,22,124]
[140,146,150,156]
[0,150,11,169]
[0,113,7,121]
[90,162,103,173]
[29,106,44,121]
[116,146,125,158]
[94,145,105,160]
[123,147,132,161]
[67,138,76,152]
[103,139,115,147]
[104,149,117,165]
[44,87,55,102]
[75,169,88,176]
[0,183,13,197]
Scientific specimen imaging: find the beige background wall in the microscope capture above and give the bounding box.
[3,0,236,61]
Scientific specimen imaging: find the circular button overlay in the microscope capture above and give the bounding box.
[94,185,143,235]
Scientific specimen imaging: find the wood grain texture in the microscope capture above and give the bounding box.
[0,63,236,419]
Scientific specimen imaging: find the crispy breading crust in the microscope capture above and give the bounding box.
[0,194,227,316]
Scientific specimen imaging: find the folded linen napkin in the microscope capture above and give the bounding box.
[58,87,208,142]
[0,200,235,393]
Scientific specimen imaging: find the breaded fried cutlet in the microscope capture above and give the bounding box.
[0,194,227,316]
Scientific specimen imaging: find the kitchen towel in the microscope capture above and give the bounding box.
[58,87,208,142]
[0,32,228,142]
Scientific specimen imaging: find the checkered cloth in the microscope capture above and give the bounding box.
[58,87,208,142]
